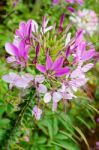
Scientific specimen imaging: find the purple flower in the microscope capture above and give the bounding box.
[5,40,30,67]
[15,20,32,43]
[32,105,42,120]
[36,53,70,77]
[70,30,96,63]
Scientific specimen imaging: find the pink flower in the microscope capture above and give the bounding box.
[2,72,34,89]
[5,40,30,67]
[15,20,32,43]
[69,30,96,63]
[36,53,70,77]
[32,105,42,120]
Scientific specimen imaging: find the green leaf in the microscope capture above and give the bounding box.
[74,126,90,150]
[52,140,80,150]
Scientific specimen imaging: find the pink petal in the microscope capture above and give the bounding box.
[51,57,64,70]
[26,19,32,37]
[46,54,53,70]
[82,49,96,61]
[36,64,46,74]
[56,67,70,77]
[5,43,18,56]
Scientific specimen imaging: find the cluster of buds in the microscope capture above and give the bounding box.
[3,16,98,120]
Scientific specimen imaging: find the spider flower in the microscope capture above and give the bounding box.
[70,9,98,36]
[15,20,33,43]
[36,53,70,77]
[5,40,30,67]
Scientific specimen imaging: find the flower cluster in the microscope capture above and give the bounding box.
[3,16,97,120]
[70,9,98,36]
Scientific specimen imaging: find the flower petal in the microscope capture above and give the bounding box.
[36,64,46,74]
[46,54,53,70]
[35,75,45,83]
[82,63,94,72]
[44,92,51,103]
[56,67,70,77]
[5,43,18,56]
[51,57,64,70]
[37,84,47,94]
[53,92,62,102]
[32,105,42,120]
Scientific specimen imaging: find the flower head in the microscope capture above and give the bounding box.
[36,53,70,77]
[5,40,30,67]
[70,9,98,36]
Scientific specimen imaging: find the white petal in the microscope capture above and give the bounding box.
[44,92,51,103]
[31,20,38,32]
[35,75,45,83]
[65,32,71,46]
[22,73,34,83]
[82,63,94,72]
[53,92,62,103]
[37,84,47,94]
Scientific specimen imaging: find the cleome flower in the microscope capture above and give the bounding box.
[5,40,30,67]
[36,53,70,77]
[70,9,98,36]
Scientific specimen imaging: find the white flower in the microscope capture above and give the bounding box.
[70,9,98,36]
[3,72,34,89]
[32,105,42,120]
